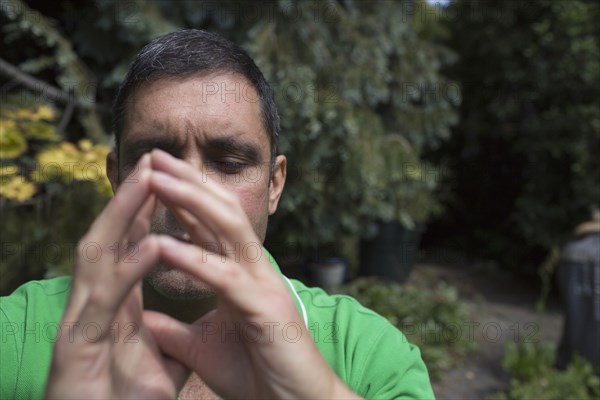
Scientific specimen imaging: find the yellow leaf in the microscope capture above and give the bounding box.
[22,120,59,140]
[0,164,18,177]
[34,145,74,182]
[5,106,56,122]
[32,105,56,121]
[36,146,67,164]
[0,119,16,130]
[93,144,111,156]
[72,164,86,181]
[0,176,37,201]
[29,139,112,193]
[79,139,93,151]
[81,151,97,163]
[0,120,28,159]
[60,141,79,155]
[6,108,35,120]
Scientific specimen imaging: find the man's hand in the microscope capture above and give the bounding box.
[45,154,187,399]
[46,149,359,399]
[144,149,360,399]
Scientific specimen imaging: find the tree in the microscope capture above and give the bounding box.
[1,1,457,290]
[429,0,600,270]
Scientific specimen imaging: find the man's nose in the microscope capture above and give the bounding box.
[180,151,207,175]
[179,153,220,184]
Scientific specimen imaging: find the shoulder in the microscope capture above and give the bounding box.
[288,279,434,399]
[562,233,600,262]
[289,278,403,334]
[2,276,72,300]
[1,276,71,320]
[0,277,71,399]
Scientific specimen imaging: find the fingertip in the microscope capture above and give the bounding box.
[156,234,178,247]
[134,153,151,175]
[136,168,151,187]
[150,148,169,166]
[143,233,166,253]
[141,152,151,165]
[156,235,188,257]
[141,232,158,246]
[143,310,179,345]
[142,310,198,371]
[142,309,166,329]
[123,162,151,188]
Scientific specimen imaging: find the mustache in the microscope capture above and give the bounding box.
[150,210,191,241]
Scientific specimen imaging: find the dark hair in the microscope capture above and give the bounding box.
[112,29,279,160]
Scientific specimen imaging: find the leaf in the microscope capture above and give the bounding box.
[0,164,19,177]
[22,121,59,140]
[0,175,37,201]
[0,120,28,159]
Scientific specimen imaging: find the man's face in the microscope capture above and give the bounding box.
[107,73,286,299]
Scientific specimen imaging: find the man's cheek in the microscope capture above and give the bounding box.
[235,188,270,239]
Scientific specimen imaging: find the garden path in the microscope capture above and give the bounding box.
[408,262,563,400]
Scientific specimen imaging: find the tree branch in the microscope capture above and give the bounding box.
[0,57,110,113]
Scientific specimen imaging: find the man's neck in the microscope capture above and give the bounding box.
[142,283,218,323]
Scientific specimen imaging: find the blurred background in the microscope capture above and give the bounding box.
[1,0,598,398]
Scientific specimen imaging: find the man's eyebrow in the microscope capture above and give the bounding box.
[205,136,263,163]
[121,134,263,163]
[122,135,183,160]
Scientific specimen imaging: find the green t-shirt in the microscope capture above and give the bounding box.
[1,260,434,399]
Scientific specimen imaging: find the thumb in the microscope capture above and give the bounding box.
[142,311,197,388]
[143,310,211,369]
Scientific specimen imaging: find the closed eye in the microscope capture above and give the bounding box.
[211,160,246,174]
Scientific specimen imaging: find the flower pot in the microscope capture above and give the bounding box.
[308,257,347,290]
[359,221,424,282]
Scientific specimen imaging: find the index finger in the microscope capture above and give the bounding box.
[87,153,152,243]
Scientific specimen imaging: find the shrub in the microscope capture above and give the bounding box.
[432,0,600,271]
[0,99,111,294]
[489,342,600,400]
[336,277,475,379]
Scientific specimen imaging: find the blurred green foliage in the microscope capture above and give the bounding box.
[430,0,600,271]
[1,0,106,140]
[0,95,111,294]
[489,342,600,400]
[1,0,455,290]
[2,0,596,289]
[0,182,108,294]
[337,277,476,379]
[244,1,457,251]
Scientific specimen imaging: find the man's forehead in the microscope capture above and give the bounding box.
[126,73,259,111]
[120,74,268,150]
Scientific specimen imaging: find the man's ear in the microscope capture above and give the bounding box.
[268,155,286,215]
[106,151,119,195]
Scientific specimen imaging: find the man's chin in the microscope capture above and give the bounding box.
[144,264,216,300]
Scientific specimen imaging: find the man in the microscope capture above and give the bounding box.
[0,30,434,399]
[555,209,600,373]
